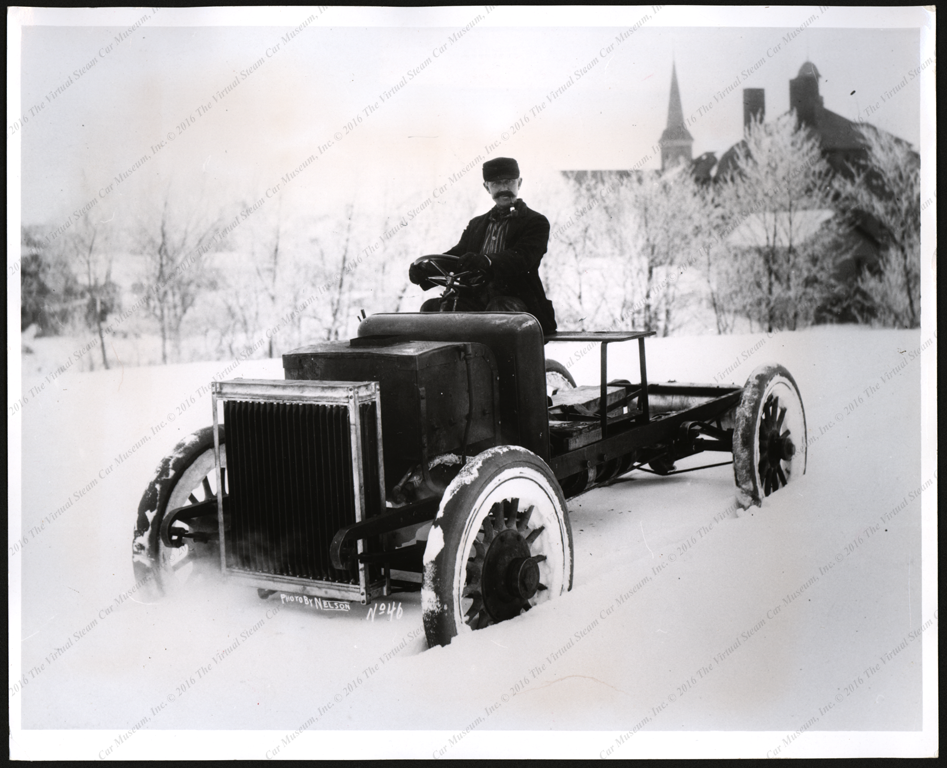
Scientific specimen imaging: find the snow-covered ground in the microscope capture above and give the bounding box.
[10,325,937,759]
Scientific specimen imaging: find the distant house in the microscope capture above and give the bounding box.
[714,61,918,318]
[558,60,914,323]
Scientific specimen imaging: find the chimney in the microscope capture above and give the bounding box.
[743,88,765,131]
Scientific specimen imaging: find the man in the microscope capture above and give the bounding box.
[409,157,557,333]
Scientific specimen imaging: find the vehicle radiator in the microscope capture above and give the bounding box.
[212,380,385,601]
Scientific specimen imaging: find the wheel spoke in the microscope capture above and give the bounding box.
[525,526,545,547]
[536,582,547,592]
[464,597,483,620]
[188,493,199,505]
[466,561,482,583]
[519,505,534,532]
[491,502,506,531]
[776,405,787,432]
[482,516,496,542]
[776,464,788,488]
[475,610,492,629]
[201,476,214,500]
[505,498,519,528]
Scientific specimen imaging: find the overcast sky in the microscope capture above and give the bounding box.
[9,6,933,227]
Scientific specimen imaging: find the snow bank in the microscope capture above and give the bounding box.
[10,326,935,758]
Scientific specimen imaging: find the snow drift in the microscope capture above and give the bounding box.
[10,325,936,759]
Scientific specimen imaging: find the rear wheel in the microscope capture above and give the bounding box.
[422,447,574,647]
[545,359,576,397]
[733,365,807,509]
[132,427,226,597]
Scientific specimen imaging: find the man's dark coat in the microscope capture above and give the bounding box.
[445,200,557,333]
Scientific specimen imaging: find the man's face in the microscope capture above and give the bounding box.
[483,177,522,207]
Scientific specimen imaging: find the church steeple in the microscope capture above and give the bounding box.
[659,62,694,171]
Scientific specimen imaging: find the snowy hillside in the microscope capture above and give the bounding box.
[10,325,937,759]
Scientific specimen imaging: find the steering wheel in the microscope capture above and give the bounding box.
[412,254,488,292]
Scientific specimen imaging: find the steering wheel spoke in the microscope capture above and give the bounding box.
[412,254,487,293]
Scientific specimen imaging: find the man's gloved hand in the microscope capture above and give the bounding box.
[409,262,431,286]
[458,251,493,276]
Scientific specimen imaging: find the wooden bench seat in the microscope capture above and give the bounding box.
[548,385,639,451]
[548,385,625,415]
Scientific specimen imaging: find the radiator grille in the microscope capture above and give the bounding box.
[223,399,379,583]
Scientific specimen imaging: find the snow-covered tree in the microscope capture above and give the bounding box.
[625,166,706,335]
[692,186,742,335]
[546,168,706,335]
[542,174,615,330]
[834,126,921,328]
[718,113,841,331]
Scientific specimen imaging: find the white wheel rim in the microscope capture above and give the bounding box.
[452,466,569,634]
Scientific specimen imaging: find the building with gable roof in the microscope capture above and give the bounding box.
[714,61,918,321]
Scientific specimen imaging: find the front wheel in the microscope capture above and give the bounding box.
[733,365,807,509]
[422,447,574,647]
[132,427,226,597]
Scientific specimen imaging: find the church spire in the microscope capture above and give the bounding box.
[668,62,686,131]
[659,62,694,171]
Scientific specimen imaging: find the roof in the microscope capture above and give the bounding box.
[713,107,905,180]
[726,209,836,248]
[797,61,821,80]
[816,107,870,152]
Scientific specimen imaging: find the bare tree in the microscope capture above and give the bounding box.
[73,216,112,369]
[692,189,741,335]
[324,203,355,341]
[543,175,611,330]
[625,167,706,335]
[545,170,701,334]
[48,208,122,370]
[136,188,223,364]
[834,126,921,328]
[259,196,283,357]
